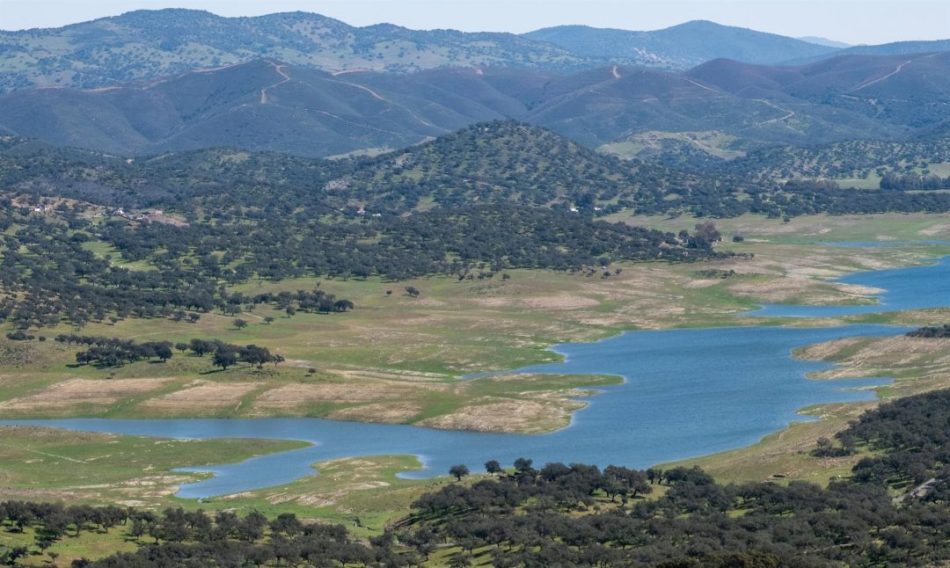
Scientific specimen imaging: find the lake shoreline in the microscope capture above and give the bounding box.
[0,243,946,503]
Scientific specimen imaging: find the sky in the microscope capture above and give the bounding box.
[0,0,947,45]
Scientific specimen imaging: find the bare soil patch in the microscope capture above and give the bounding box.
[474,294,599,310]
[418,398,578,433]
[522,295,600,309]
[919,223,950,237]
[683,279,721,289]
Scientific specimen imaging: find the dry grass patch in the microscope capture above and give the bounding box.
[141,380,259,410]
[327,402,424,423]
[331,368,451,384]
[522,295,600,310]
[800,336,950,383]
[728,277,826,302]
[0,378,172,411]
[796,337,867,361]
[225,457,402,508]
[720,247,909,305]
[253,382,416,408]
[270,460,394,508]
[675,402,877,485]
[111,474,194,500]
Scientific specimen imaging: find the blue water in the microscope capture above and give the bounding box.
[1,255,946,499]
[818,240,950,248]
[0,324,902,498]
[749,255,950,318]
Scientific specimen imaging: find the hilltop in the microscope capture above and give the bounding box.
[325,121,669,211]
[0,122,674,213]
[524,20,838,68]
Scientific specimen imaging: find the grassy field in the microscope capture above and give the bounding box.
[616,212,950,245]
[207,455,442,536]
[598,130,745,160]
[0,426,306,507]
[0,425,437,540]
[0,524,137,567]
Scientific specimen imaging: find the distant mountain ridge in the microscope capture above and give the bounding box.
[0,9,597,92]
[2,9,947,95]
[688,52,950,128]
[1,10,948,159]
[524,21,839,68]
[785,39,950,65]
[0,60,543,156]
[797,36,851,49]
[1,51,948,157]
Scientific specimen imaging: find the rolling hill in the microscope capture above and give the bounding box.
[0,9,605,93]
[520,64,898,148]
[0,61,533,157]
[524,21,839,68]
[4,51,947,157]
[3,117,949,224]
[326,120,669,210]
[797,37,851,49]
[785,39,950,64]
[689,52,950,128]
[0,121,706,215]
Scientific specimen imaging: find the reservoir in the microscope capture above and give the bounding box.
[2,253,947,498]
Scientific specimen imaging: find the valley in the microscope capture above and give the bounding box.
[1,6,949,566]
[1,120,948,565]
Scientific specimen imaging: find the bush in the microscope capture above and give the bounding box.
[5,331,33,341]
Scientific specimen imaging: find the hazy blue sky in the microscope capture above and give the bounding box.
[0,1,946,45]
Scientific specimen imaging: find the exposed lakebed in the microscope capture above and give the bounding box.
[749,254,950,318]
[2,253,947,499]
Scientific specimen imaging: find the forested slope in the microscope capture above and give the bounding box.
[2,122,949,330]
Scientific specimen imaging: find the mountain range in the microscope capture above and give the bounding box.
[2,9,948,93]
[0,51,947,157]
[0,9,947,159]
[523,21,839,68]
